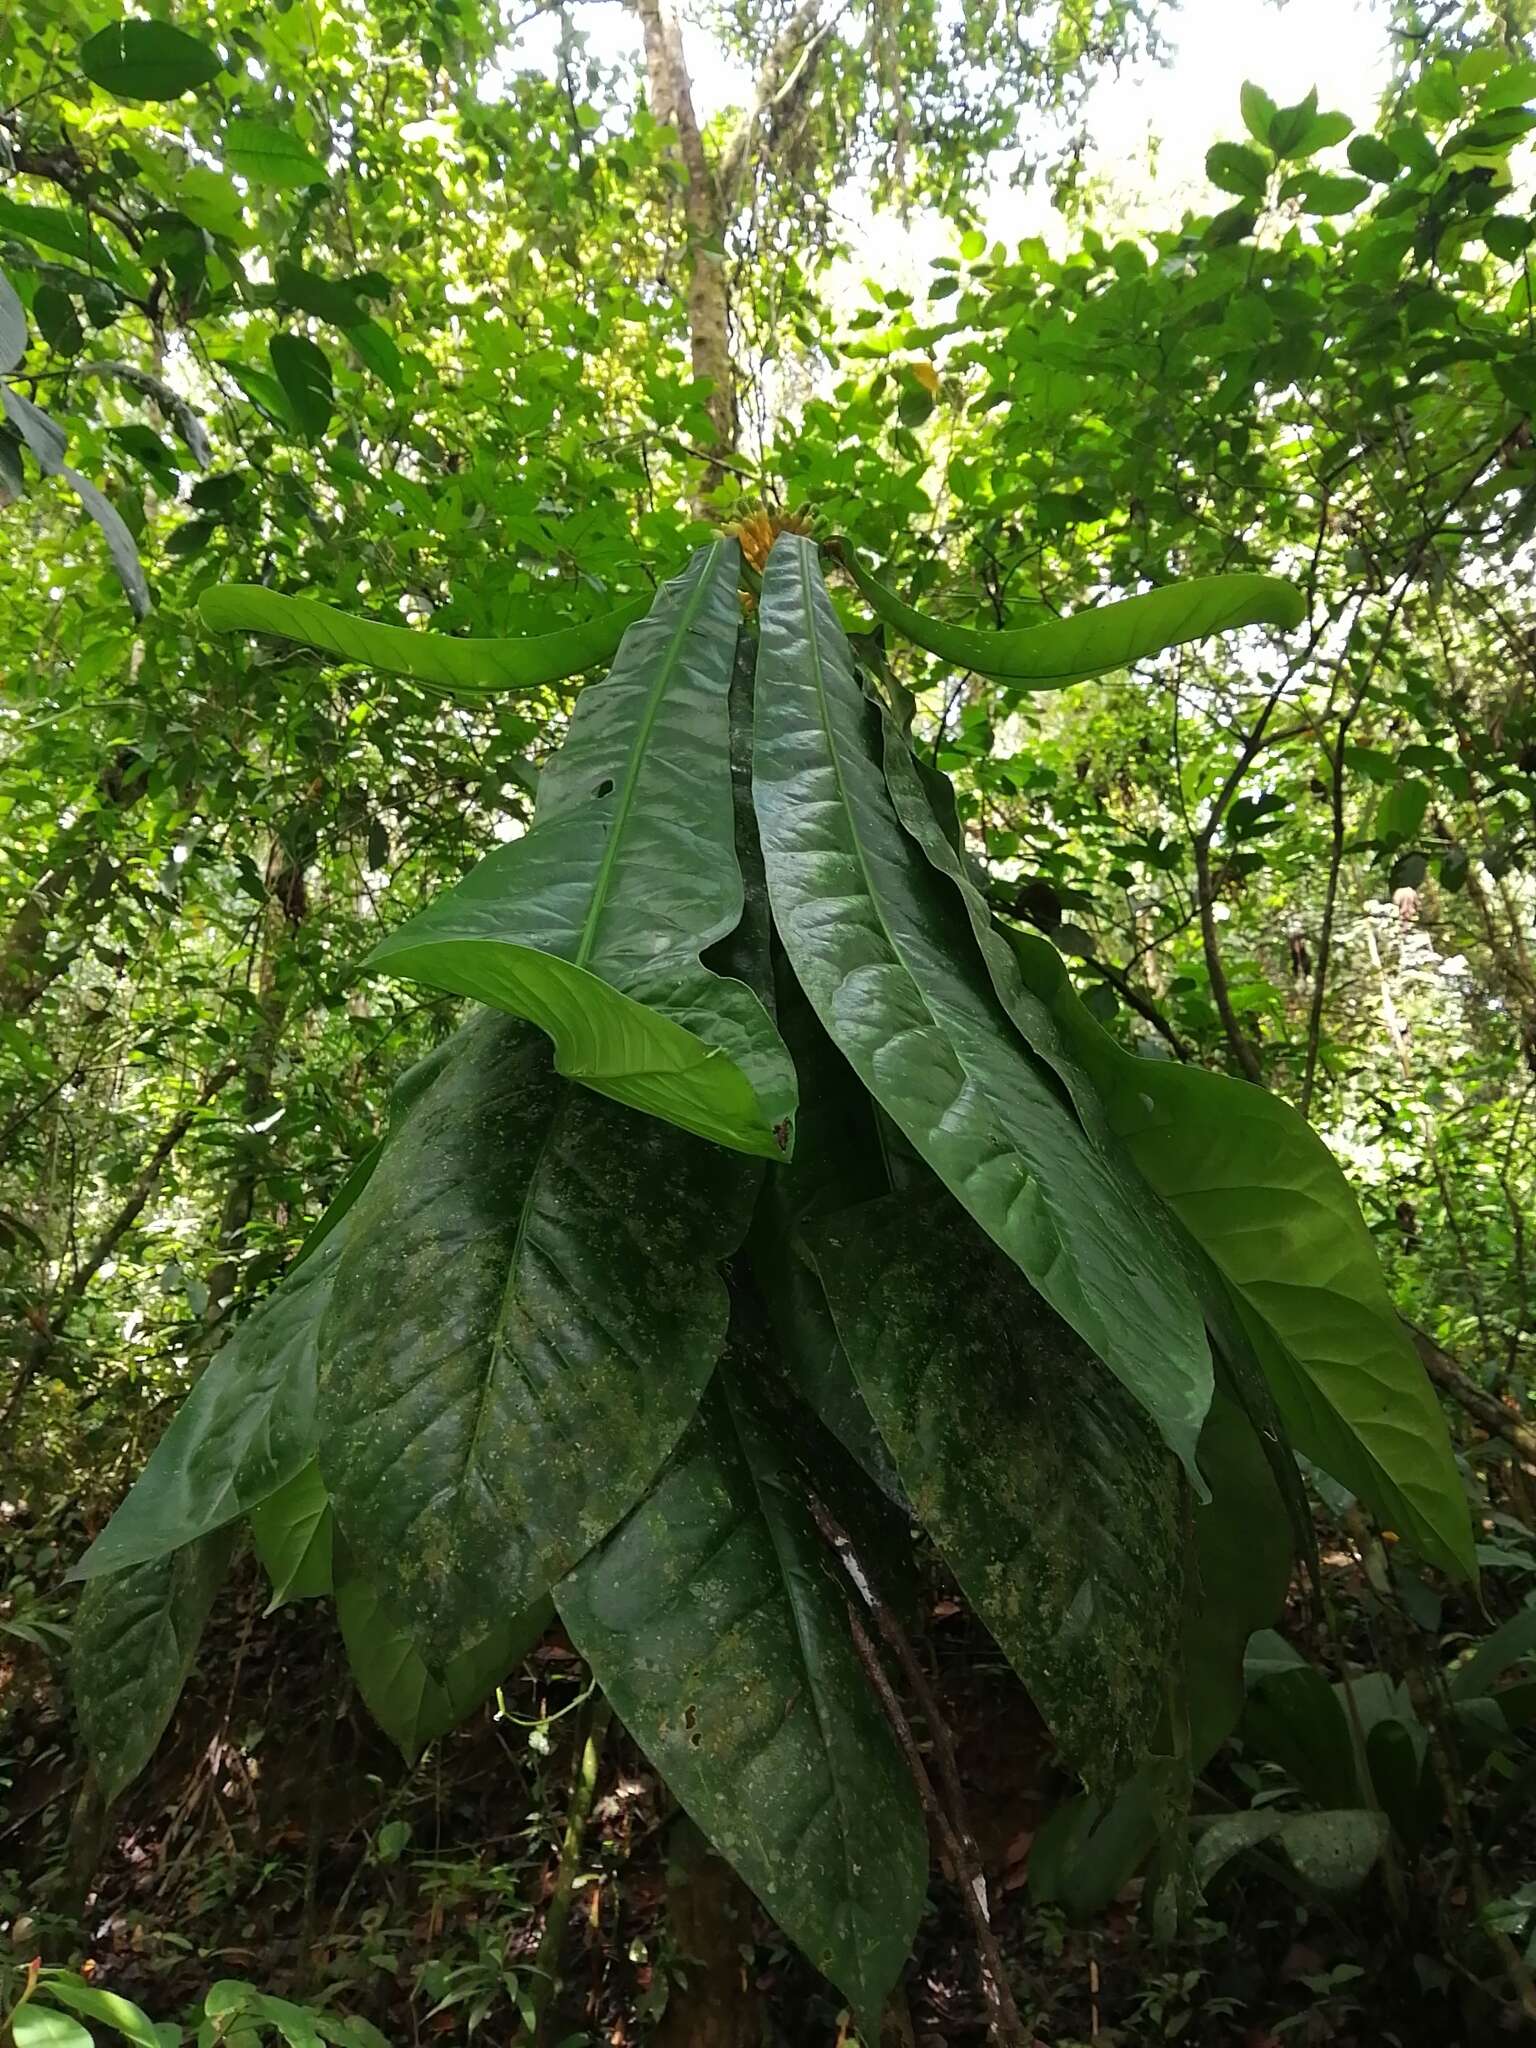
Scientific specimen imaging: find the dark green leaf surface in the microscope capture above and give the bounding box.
[249,1461,333,1608]
[835,539,1303,685]
[200,581,647,698]
[269,333,334,441]
[754,535,1211,1472]
[1003,929,1474,1580]
[319,1010,759,1667]
[334,1545,549,1762]
[815,1183,1183,1789]
[80,20,221,100]
[73,1530,234,1805]
[71,1223,348,1580]
[0,261,26,373]
[557,1367,927,2024]
[366,542,796,1160]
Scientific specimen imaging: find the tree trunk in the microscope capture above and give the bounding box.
[633,0,736,481]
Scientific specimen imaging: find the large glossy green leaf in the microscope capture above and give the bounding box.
[73,1529,234,1805]
[334,1542,550,1762]
[1003,930,1474,1580]
[200,582,649,699]
[749,960,904,1501]
[80,20,221,100]
[70,1216,351,1581]
[557,1365,927,2025]
[319,1009,760,1668]
[814,1182,1182,1790]
[250,1461,333,1608]
[834,539,1303,686]
[753,534,1212,1471]
[223,117,327,189]
[365,542,796,1161]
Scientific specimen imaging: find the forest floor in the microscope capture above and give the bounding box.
[6,1521,1531,2048]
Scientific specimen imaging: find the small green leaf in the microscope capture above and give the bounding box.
[1348,133,1400,182]
[346,319,405,391]
[13,2009,95,2048]
[1239,80,1279,148]
[269,332,334,441]
[1376,778,1431,843]
[1293,171,1372,215]
[1206,141,1270,199]
[1269,88,1320,157]
[34,282,82,355]
[81,20,221,100]
[40,1975,165,2048]
[224,117,327,188]
[0,259,26,372]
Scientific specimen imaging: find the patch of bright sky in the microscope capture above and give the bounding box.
[507,0,1392,302]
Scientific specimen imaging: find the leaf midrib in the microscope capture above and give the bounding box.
[572,542,725,972]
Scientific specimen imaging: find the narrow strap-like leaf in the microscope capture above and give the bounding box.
[364,541,797,1160]
[557,1364,927,2028]
[814,1182,1184,1792]
[754,533,1212,1473]
[199,580,650,698]
[834,538,1303,685]
[318,1010,761,1668]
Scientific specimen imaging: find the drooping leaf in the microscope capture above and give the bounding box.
[269,332,334,441]
[249,1461,333,1608]
[346,319,405,392]
[334,1542,549,1762]
[833,538,1303,686]
[815,1180,1183,1789]
[1241,1629,1359,1809]
[1194,1808,1388,1898]
[73,1529,234,1805]
[200,580,648,699]
[80,19,222,100]
[754,534,1212,1472]
[223,117,327,188]
[1002,929,1474,1580]
[365,542,797,1160]
[557,1364,927,2026]
[59,464,151,620]
[319,1010,760,1668]
[0,261,25,373]
[71,1219,350,1581]
[39,1975,164,2048]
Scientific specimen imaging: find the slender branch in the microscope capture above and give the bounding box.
[809,1499,1026,2048]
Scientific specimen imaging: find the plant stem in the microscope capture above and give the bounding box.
[530,1692,612,2046]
